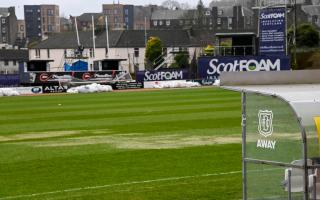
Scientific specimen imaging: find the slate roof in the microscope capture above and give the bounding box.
[151,9,190,20]
[32,30,123,49]
[116,30,192,47]
[32,29,204,49]
[218,6,234,17]
[302,5,320,16]
[0,49,29,61]
[77,13,104,22]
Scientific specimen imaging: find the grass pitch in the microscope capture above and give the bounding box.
[0,88,242,200]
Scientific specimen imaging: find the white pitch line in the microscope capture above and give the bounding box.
[0,170,242,200]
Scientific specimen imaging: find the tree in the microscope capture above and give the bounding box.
[171,52,190,69]
[161,0,181,10]
[288,23,320,48]
[296,23,319,48]
[145,37,163,70]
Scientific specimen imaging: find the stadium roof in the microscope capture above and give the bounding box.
[220,70,320,126]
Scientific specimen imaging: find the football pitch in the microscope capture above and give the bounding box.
[0,88,242,200]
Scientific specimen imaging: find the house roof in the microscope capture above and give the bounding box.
[32,30,123,49]
[302,5,320,16]
[77,13,104,22]
[151,9,190,20]
[218,6,234,17]
[32,29,207,49]
[116,30,192,47]
[0,8,10,17]
[0,49,29,61]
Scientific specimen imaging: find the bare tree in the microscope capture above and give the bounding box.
[161,0,181,10]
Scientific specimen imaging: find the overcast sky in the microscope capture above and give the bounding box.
[1,0,213,19]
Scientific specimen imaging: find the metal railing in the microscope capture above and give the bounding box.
[203,45,255,57]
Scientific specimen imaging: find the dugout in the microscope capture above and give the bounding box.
[220,70,320,200]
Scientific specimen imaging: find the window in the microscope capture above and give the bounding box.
[48,25,53,32]
[125,9,129,15]
[2,27,6,33]
[153,20,157,26]
[228,18,232,24]
[1,18,5,24]
[89,48,94,58]
[125,17,129,23]
[166,20,170,26]
[47,49,50,58]
[246,16,251,25]
[38,17,41,21]
[64,49,67,58]
[47,9,53,16]
[205,11,211,16]
[35,49,41,58]
[134,48,139,57]
[218,10,223,16]
[13,61,17,66]
[20,25,24,31]
[114,9,118,14]
[185,20,190,25]
[4,61,8,66]
[159,20,163,26]
[2,37,6,42]
[217,18,221,25]
[179,20,183,26]
[162,47,167,56]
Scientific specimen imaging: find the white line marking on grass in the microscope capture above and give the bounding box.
[0,171,242,200]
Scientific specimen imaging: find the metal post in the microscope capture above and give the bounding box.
[92,15,96,58]
[285,0,288,55]
[293,0,297,68]
[313,174,317,200]
[288,169,292,200]
[242,92,247,200]
[105,16,109,57]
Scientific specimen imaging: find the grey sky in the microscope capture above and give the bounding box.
[1,0,213,19]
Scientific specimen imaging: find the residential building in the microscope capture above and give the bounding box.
[29,30,207,72]
[0,7,18,45]
[24,5,42,41]
[0,49,28,74]
[103,4,126,30]
[150,9,213,30]
[71,13,104,31]
[133,6,152,30]
[16,20,25,40]
[24,4,60,42]
[60,17,72,32]
[212,5,254,32]
[123,5,134,30]
[134,5,166,30]
[41,5,60,35]
[302,5,320,28]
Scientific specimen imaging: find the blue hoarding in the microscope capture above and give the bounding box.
[198,56,291,80]
[259,7,286,56]
[136,69,189,82]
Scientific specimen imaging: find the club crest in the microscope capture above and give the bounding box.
[258,110,273,137]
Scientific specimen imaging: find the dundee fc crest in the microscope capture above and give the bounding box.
[258,110,273,137]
